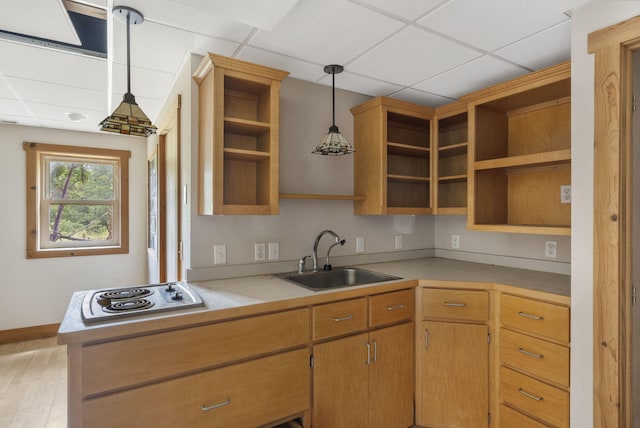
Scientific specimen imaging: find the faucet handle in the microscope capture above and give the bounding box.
[298,255,310,274]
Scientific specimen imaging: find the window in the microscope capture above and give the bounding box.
[24,142,130,258]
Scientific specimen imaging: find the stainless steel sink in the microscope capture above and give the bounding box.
[276,267,402,291]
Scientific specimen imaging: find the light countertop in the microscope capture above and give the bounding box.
[57,257,570,345]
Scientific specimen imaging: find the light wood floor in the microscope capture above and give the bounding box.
[0,337,66,428]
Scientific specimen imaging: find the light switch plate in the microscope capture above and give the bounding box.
[214,244,227,264]
[356,237,365,253]
[268,242,279,260]
[254,243,266,262]
[395,234,403,250]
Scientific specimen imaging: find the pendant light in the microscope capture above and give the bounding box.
[313,64,354,155]
[99,6,157,137]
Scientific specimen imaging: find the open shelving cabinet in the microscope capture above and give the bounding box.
[434,101,468,215]
[351,97,434,215]
[466,61,571,235]
[193,53,289,215]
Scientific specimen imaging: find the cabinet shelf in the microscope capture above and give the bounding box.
[387,174,430,184]
[474,149,570,171]
[224,117,271,136]
[387,142,430,157]
[279,193,366,201]
[438,142,468,157]
[223,147,270,162]
[439,174,467,183]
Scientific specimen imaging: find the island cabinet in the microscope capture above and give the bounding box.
[465,61,571,235]
[351,96,435,215]
[311,289,415,428]
[433,101,469,215]
[69,308,311,428]
[497,293,570,427]
[193,53,289,215]
[416,287,491,428]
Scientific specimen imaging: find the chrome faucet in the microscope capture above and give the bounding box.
[312,230,345,272]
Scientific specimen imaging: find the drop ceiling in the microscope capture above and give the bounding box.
[0,0,592,134]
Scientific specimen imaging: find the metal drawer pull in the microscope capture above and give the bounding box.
[372,339,378,363]
[518,388,543,401]
[201,398,231,411]
[518,311,544,320]
[425,329,429,349]
[386,304,405,311]
[444,302,466,307]
[332,314,353,322]
[366,342,371,365]
[519,348,544,359]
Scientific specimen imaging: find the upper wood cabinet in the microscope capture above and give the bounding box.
[193,53,289,215]
[351,97,435,215]
[466,61,571,235]
[433,101,469,215]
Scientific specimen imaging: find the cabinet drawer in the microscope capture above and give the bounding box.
[500,404,549,428]
[500,294,569,343]
[422,288,488,321]
[369,288,414,327]
[83,348,310,428]
[501,328,569,387]
[500,367,568,428]
[313,298,367,340]
[82,308,309,396]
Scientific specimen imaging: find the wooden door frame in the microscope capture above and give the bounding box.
[589,15,640,427]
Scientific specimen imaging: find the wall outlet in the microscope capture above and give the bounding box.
[395,234,403,250]
[451,234,460,249]
[545,240,558,258]
[560,185,571,204]
[268,242,279,261]
[214,244,227,264]
[254,243,266,262]
[356,237,365,253]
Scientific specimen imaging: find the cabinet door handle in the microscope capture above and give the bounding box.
[444,302,466,307]
[518,311,544,320]
[366,342,371,365]
[518,348,544,359]
[425,329,429,349]
[332,314,353,322]
[372,339,378,363]
[386,303,405,311]
[518,388,543,401]
[201,398,231,411]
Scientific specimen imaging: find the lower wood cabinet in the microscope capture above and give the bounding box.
[420,321,489,427]
[312,319,414,428]
[82,348,310,428]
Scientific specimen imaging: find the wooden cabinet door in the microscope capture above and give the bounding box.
[369,323,414,428]
[421,321,489,427]
[313,333,369,428]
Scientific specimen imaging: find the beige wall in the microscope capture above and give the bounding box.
[0,124,148,330]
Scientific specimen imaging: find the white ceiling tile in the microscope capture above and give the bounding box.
[0,115,40,127]
[0,0,80,45]
[249,0,405,66]
[413,55,528,99]
[494,21,572,70]
[348,26,482,86]
[25,101,106,123]
[418,0,571,52]
[6,77,107,112]
[0,77,17,99]
[390,88,454,107]
[111,64,174,101]
[237,47,322,82]
[190,35,241,58]
[352,0,447,21]
[169,0,298,30]
[0,98,31,117]
[317,72,403,98]
[117,0,254,41]
[0,41,106,90]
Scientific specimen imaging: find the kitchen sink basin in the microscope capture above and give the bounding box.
[277,267,402,291]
